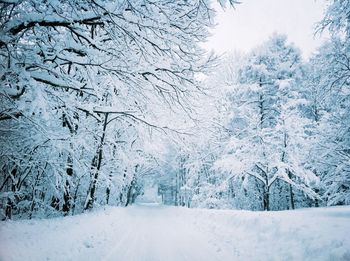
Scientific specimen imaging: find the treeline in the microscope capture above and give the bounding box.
[1,0,349,220]
[157,2,350,211]
[0,0,219,220]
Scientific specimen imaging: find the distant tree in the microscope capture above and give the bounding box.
[214,34,319,211]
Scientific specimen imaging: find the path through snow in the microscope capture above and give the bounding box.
[1,204,350,261]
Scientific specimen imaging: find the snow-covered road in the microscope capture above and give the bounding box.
[101,204,226,261]
[1,204,350,261]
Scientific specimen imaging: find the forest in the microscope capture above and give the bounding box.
[0,0,349,221]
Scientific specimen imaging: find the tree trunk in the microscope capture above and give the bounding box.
[71,178,81,216]
[5,168,17,220]
[289,184,295,209]
[62,111,78,215]
[5,199,13,220]
[84,113,109,210]
[125,184,133,207]
[106,186,111,205]
[125,165,139,207]
[314,188,319,207]
[263,186,270,211]
[106,172,113,205]
[282,131,295,210]
[175,171,179,206]
[29,170,42,219]
[62,154,73,215]
[287,170,295,210]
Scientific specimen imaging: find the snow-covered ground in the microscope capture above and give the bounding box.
[1,204,350,261]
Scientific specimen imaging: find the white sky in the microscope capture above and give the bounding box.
[204,0,329,59]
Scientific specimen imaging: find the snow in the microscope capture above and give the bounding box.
[136,185,162,204]
[1,205,350,261]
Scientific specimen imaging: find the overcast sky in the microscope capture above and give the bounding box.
[204,0,329,59]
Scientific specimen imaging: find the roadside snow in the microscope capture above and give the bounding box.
[1,205,350,261]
